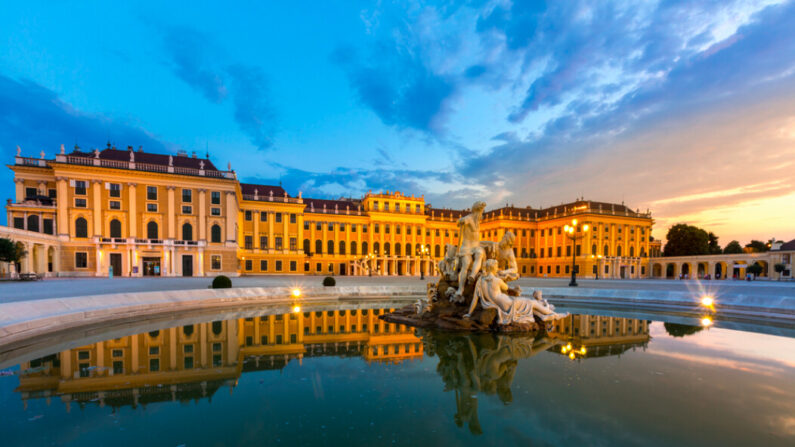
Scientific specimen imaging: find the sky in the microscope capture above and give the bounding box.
[1,0,793,246]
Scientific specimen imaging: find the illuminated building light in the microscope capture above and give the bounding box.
[292,288,301,298]
[701,317,713,327]
[569,352,576,360]
[701,296,714,307]
[292,305,301,313]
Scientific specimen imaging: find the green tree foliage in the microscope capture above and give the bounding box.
[323,276,336,286]
[746,262,764,277]
[723,240,743,254]
[707,232,722,254]
[211,275,232,288]
[745,240,769,253]
[774,263,786,280]
[0,238,26,263]
[663,224,710,257]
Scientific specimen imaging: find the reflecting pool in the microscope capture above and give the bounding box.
[1,303,794,446]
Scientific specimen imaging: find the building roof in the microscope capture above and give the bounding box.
[778,239,795,251]
[304,197,361,213]
[68,146,220,171]
[240,183,287,197]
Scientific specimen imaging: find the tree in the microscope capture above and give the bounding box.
[745,240,769,253]
[746,262,764,278]
[0,238,26,264]
[663,224,710,257]
[707,232,722,254]
[664,322,704,338]
[723,240,743,254]
[774,263,786,280]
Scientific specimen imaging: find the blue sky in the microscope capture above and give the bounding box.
[1,0,794,244]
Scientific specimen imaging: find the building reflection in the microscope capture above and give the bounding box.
[14,306,422,411]
[423,314,651,435]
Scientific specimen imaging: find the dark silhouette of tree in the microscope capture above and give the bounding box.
[0,238,26,264]
[663,224,710,257]
[746,262,764,277]
[707,232,722,254]
[664,322,704,337]
[774,263,786,280]
[745,240,769,253]
[723,240,743,254]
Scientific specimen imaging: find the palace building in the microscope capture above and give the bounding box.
[5,145,655,279]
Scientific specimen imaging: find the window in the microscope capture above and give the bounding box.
[109,183,121,197]
[290,237,297,251]
[147,203,158,212]
[260,260,268,271]
[209,224,222,243]
[315,240,322,254]
[557,247,562,257]
[27,215,39,232]
[182,205,192,214]
[275,213,282,223]
[316,222,321,231]
[260,211,268,221]
[373,201,379,210]
[74,180,86,195]
[75,252,88,268]
[43,219,53,234]
[13,217,23,229]
[351,241,357,255]
[109,201,121,210]
[48,188,56,198]
[245,259,252,271]
[290,261,297,272]
[184,357,194,369]
[75,217,88,238]
[362,225,368,233]
[147,221,158,239]
[110,219,122,238]
[374,224,380,233]
[182,223,193,241]
[245,210,252,221]
[339,241,346,255]
[147,186,157,200]
[211,191,221,204]
[384,202,390,211]
[304,221,310,230]
[362,241,368,254]
[275,237,283,250]
[149,358,159,372]
[327,222,334,231]
[327,240,334,254]
[182,189,192,202]
[25,187,37,199]
[290,214,297,224]
[75,198,87,208]
[276,260,283,271]
[260,236,268,249]
[244,236,253,249]
[303,239,310,254]
[352,224,357,232]
[211,255,221,270]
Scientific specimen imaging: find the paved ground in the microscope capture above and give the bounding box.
[2,275,794,303]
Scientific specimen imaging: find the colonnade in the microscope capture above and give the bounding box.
[349,256,438,276]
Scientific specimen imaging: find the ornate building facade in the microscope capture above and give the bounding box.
[6,145,655,279]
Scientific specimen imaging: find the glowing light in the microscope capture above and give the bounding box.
[564,225,570,232]
[701,317,713,327]
[292,288,301,298]
[701,296,714,307]
[292,305,301,313]
[572,219,578,226]
[566,343,572,350]
[561,346,568,353]
[569,352,576,360]
[583,224,589,231]
[580,347,587,354]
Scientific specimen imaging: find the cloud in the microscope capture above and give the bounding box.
[159,25,277,150]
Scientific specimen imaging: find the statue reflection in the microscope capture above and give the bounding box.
[422,331,555,435]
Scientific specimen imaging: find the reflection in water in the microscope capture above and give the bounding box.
[421,314,651,435]
[13,306,422,411]
[663,322,705,338]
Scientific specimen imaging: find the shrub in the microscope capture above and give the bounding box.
[212,275,232,289]
[322,276,336,287]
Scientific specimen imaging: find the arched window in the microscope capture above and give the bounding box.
[147,221,158,240]
[434,245,441,257]
[592,244,597,255]
[640,247,646,257]
[630,246,635,257]
[604,244,609,257]
[211,224,222,243]
[212,321,223,336]
[75,217,88,238]
[315,240,322,254]
[327,240,334,255]
[384,243,391,255]
[182,223,193,241]
[303,239,311,254]
[395,244,401,256]
[374,242,380,255]
[617,246,622,257]
[27,215,39,232]
[362,241,368,255]
[406,243,412,256]
[109,219,122,238]
[350,241,357,255]
[339,241,346,255]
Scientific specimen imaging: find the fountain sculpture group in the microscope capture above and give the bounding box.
[382,201,566,332]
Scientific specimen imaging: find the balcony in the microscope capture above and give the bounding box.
[49,154,237,179]
[242,194,303,204]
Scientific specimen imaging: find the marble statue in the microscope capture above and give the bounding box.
[438,243,458,282]
[481,231,519,282]
[452,201,487,303]
[466,259,565,324]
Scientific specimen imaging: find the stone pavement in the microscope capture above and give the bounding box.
[1,275,794,303]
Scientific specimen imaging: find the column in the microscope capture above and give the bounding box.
[253,208,260,248]
[167,186,176,239]
[56,178,69,237]
[169,328,177,370]
[96,341,105,371]
[96,247,102,276]
[198,189,207,241]
[200,324,208,367]
[225,192,237,244]
[92,180,102,236]
[268,212,274,249]
[131,335,139,373]
[128,183,137,238]
[282,213,288,252]
[14,178,24,203]
[297,215,304,252]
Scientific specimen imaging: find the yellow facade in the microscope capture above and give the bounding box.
[8,146,654,278]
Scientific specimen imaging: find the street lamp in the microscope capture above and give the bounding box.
[564,219,589,287]
[417,245,429,280]
[366,253,374,277]
[591,254,603,280]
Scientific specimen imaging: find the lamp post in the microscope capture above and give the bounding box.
[367,253,374,277]
[591,254,603,280]
[417,245,429,280]
[564,219,589,287]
